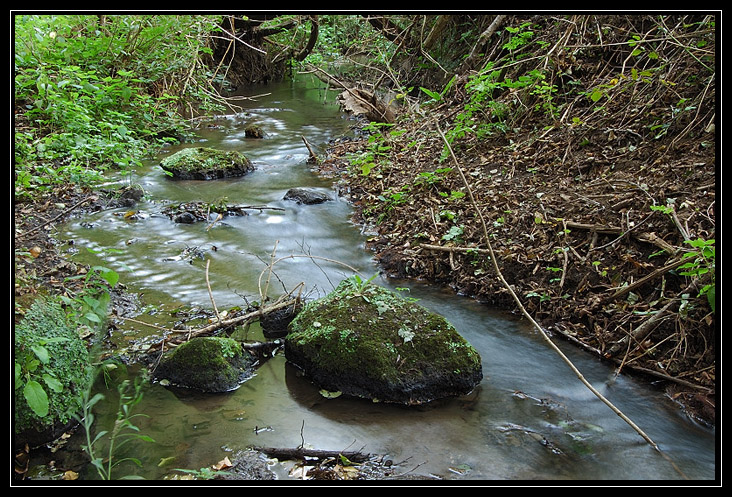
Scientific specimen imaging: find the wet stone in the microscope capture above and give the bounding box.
[160,147,254,180]
[154,337,257,393]
[283,187,332,205]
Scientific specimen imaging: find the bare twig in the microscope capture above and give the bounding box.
[16,195,96,239]
[205,259,221,323]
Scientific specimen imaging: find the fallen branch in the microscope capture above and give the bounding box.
[603,256,686,303]
[563,219,678,254]
[164,297,299,346]
[419,243,490,255]
[16,195,97,239]
[252,446,371,463]
[301,136,318,163]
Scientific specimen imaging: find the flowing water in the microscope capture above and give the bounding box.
[57,76,716,481]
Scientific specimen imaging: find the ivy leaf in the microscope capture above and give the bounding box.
[23,380,49,417]
[398,326,415,343]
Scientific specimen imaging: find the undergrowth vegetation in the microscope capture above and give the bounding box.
[14,14,226,199]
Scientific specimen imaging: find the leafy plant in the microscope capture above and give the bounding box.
[679,238,715,312]
[442,224,465,243]
[14,14,220,199]
[76,376,155,480]
[414,167,453,188]
[348,122,395,177]
[62,261,120,329]
[345,273,379,295]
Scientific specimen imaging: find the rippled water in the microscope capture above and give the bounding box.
[57,76,716,481]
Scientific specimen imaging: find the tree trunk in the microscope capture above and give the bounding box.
[295,15,319,62]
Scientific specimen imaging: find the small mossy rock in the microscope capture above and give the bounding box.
[285,279,483,405]
[283,188,332,205]
[154,337,256,392]
[160,147,254,180]
[244,125,264,138]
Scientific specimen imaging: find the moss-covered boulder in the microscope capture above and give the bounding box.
[160,147,254,180]
[14,299,93,448]
[154,337,256,392]
[285,278,483,405]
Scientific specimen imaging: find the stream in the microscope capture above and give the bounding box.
[56,76,716,481]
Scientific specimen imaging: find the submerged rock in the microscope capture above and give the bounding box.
[160,147,254,180]
[283,187,332,205]
[154,337,256,392]
[285,278,483,405]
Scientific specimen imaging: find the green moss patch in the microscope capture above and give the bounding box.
[160,147,254,180]
[14,299,92,445]
[286,278,483,405]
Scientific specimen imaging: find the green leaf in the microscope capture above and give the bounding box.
[23,380,49,417]
[31,344,50,364]
[42,374,64,393]
[92,430,110,445]
[84,312,102,323]
[420,87,442,102]
[590,90,603,102]
[706,285,715,313]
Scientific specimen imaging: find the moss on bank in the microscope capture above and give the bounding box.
[14,299,92,444]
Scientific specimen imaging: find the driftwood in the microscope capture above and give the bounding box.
[306,65,395,123]
[252,446,371,463]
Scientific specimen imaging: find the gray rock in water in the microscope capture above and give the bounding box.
[283,188,332,205]
[285,277,483,405]
[173,211,197,224]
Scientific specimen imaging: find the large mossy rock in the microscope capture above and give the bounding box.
[154,337,256,392]
[160,147,254,180]
[285,278,483,405]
